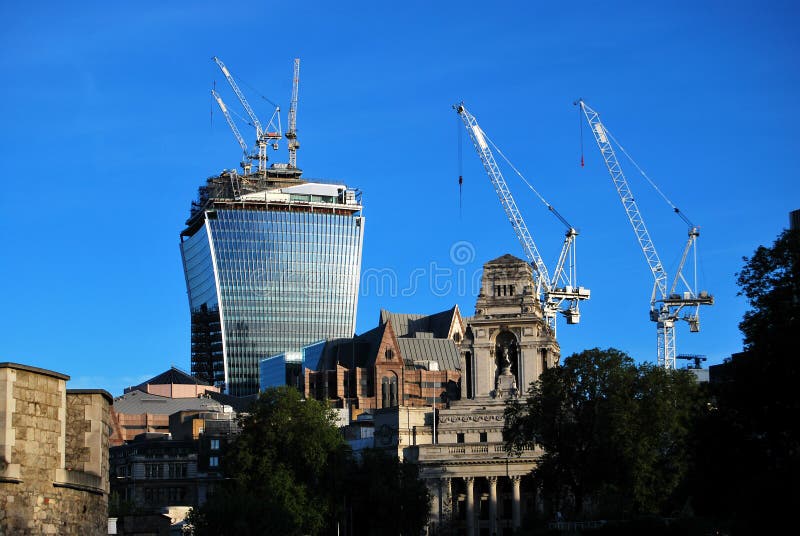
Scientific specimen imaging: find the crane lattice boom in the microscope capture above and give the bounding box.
[455,103,590,331]
[287,58,300,168]
[577,99,713,368]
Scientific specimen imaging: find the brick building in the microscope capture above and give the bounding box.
[0,362,111,536]
[110,367,245,445]
[303,306,465,413]
[109,367,245,523]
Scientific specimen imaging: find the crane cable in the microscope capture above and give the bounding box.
[579,104,585,167]
[458,114,463,218]
[482,130,573,230]
[601,124,695,228]
[211,80,215,128]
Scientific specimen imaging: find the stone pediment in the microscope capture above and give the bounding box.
[485,253,528,266]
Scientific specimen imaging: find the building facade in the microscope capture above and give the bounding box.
[111,367,237,445]
[417,254,559,536]
[109,368,242,519]
[260,340,325,392]
[0,362,111,536]
[181,169,364,395]
[303,306,464,413]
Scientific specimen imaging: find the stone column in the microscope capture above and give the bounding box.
[511,475,521,529]
[431,480,441,529]
[488,476,498,536]
[465,476,475,536]
[441,477,452,523]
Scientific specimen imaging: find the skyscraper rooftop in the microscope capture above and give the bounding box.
[180,167,365,396]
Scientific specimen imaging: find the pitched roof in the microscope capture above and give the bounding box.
[379,306,459,339]
[130,367,210,390]
[318,323,387,370]
[485,253,528,266]
[112,390,225,416]
[396,338,462,371]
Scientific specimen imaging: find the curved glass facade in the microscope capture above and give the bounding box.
[181,198,364,396]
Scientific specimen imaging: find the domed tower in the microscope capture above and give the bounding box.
[460,254,560,399]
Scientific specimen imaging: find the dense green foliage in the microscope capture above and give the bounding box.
[188,387,431,535]
[504,348,700,518]
[505,228,799,532]
[189,386,347,536]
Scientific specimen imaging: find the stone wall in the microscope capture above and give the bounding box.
[0,363,111,536]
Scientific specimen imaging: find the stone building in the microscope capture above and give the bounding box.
[0,362,112,536]
[304,306,464,413]
[402,254,561,535]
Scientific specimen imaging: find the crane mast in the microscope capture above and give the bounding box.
[286,59,300,168]
[577,99,713,368]
[455,103,590,332]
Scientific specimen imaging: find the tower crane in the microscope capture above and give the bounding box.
[455,103,590,332]
[213,56,282,174]
[577,99,713,369]
[286,59,300,168]
[211,89,251,176]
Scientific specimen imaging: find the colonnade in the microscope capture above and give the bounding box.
[434,475,523,536]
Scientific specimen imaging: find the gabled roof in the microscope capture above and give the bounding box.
[485,253,528,266]
[130,367,210,390]
[379,305,461,339]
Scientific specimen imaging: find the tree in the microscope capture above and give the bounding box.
[736,228,799,351]
[688,228,800,530]
[189,386,348,536]
[504,348,699,518]
[344,448,431,536]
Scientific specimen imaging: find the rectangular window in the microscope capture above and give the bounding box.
[145,463,164,479]
[457,433,465,444]
[479,432,488,443]
[168,463,188,479]
[210,439,220,451]
[209,456,219,468]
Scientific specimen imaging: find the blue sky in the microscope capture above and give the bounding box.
[1,1,797,395]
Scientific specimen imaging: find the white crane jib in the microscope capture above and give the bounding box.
[577,99,713,369]
[286,58,300,168]
[213,57,282,173]
[455,103,590,332]
[211,89,251,176]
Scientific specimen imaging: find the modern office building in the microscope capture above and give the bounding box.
[259,339,325,392]
[180,168,364,395]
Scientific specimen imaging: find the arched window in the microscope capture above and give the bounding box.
[495,330,519,386]
[381,374,399,408]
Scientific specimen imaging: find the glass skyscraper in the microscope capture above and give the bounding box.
[180,169,364,396]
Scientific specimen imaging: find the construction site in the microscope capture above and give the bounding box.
[455,99,714,369]
[197,55,717,371]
